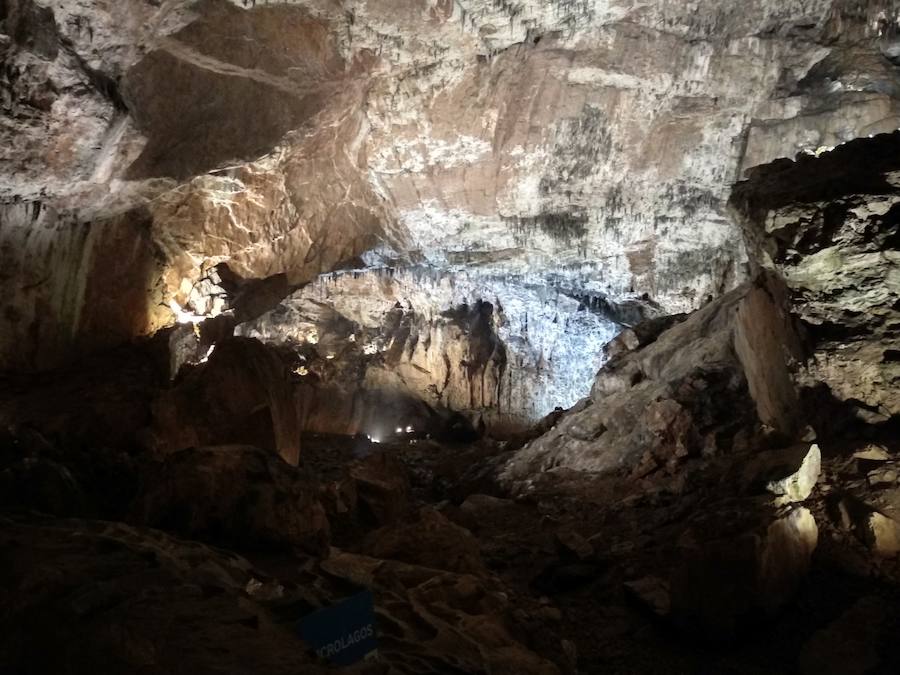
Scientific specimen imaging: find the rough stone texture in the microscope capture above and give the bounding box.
[148,337,301,466]
[502,272,804,480]
[362,506,487,575]
[0,514,334,675]
[0,200,167,371]
[734,131,900,425]
[1,0,387,372]
[506,129,900,480]
[0,512,558,675]
[132,444,330,553]
[667,503,819,638]
[763,443,822,505]
[799,596,888,675]
[5,5,900,672]
[3,0,899,424]
[349,450,412,526]
[319,549,560,675]
[239,265,619,431]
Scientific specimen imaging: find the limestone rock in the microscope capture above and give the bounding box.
[149,337,301,466]
[668,504,818,638]
[0,514,330,675]
[348,451,411,526]
[239,266,619,432]
[362,506,486,576]
[320,549,559,675]
[799,596,888,675]
[764,444,822,505]
[863,512,900,558]
[502,272,804,480]
[733,131,900,426]
[854,445,891,462]
[133,445,329,553]
[3,0,896,431]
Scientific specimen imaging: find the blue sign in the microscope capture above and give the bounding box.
[297,590,377,666]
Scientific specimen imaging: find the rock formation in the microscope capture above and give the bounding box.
[3,1,900,673]
[3,0,899,425]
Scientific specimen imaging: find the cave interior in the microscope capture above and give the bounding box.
[2,1,900,673]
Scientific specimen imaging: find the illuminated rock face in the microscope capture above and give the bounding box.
[1,0,899,421]
[501,272,805,480]
[733,133,900,426]
[505,129,900,479]
[238,266,619,431]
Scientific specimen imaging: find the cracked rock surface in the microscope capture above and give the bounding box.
[3,0,899,421]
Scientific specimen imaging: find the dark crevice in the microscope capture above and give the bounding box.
[59,37,128,112]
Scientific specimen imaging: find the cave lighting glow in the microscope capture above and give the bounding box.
[168,299,206,325]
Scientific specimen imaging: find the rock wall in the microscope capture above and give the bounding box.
[504,129,900,482]
[238,265,619,433]
[2,0,899,423]
[501,272,805,480]
[733,130,900,428]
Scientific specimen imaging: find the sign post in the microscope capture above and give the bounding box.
[297,590,378,666]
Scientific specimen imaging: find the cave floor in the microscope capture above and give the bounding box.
[3,429,900,674]
[261,433,900,674]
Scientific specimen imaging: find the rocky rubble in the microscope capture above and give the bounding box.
[0,514,332,675]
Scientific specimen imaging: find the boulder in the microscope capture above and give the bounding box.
[149,338,301,466]
[863,512,900,558]
[555,530,594,562]
[853,445,891,462]
[133,445,329,553]
[757,444,822,505]
[503,273,804,481]
[666,503,818,638]
[363,507,486,576]
[348,451,410,526]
